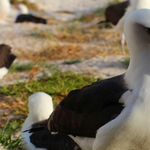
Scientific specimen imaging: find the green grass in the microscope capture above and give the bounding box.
[60,26,79,33]
[0,71,101,115]
[72,7,105,23]
[93,7,105,16]
[72,14,92,22]
[0,71,98,99]
[63,58,81,65]
[0,71,102,149]
[108,0,120,6]
[30,26,98,43]
[10,62,35,72]
[9,62,54,72]
[0,120,22,149]
[30,29,56,40]
[121,57,130,68]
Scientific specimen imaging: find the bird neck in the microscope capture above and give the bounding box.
[124,20,150,88]
[125,43,150,89]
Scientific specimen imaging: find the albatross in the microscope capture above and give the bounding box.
[15,4,47,24]
[94,74,150,149]
[21,92,81,150]
[97,0,129,54]
[0,44,16,79]
[98,1,129,26]
[0,0,11,24]
[26,9,150,150]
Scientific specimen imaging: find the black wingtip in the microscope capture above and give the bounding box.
[23,119,48,133]
[23,126,46,133]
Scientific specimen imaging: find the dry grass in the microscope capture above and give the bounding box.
[0,94,26,127]
[21,28,129,62]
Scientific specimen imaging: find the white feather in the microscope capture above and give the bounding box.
[93,9,150,150]
[0,67,8,79]
[21,92,53,150]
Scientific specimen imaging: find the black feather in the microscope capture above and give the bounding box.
[24,119,47,133]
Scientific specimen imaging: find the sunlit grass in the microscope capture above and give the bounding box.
[23,28,129,62]
[121,57,130,68]
[30,29,56,41]
[108,0,120,6]
[63,58,81,64]
[0,71,100,118]
[0,120,22,149]
[9,62,54,72]
[18,44,83,61]
[30,26,99,43]
[0,70,101,149]
[72,7,105,23]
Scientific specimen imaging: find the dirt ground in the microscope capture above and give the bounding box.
[0,0,129,85]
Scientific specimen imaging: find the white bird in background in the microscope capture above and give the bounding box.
[26,8,150,150]
[21,92,81,150]
[116,0,150,54]
[14,3,47,24]
[17,4,29,14]
[21,92,53,150]
[0,0,11,24]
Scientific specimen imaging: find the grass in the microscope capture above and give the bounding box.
[71,0,121,27]
[19,44,84,61]
[0,71,97,102]
[0,120,22,149]
[57,26,94,43]
[71,1,120,24]
[108,0,120,6]
[30,29,56,41]
[72,7,105,23]
[30,26,99,43]
[21,31,128,62]
[9,62,54,72]
[0,70,101,149]
[121,57,130,68]
[0,71,100,118]
[63,58,81,64]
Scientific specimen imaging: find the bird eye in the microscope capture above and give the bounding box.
[146,27,150,34]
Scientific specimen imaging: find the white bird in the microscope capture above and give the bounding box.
[21,92,81,150]
[93,74,150,150]
[17,4,29,15]
[0,0,11,24]
[26,9,150,150]
[0,44,16,79]
[116,0,150,54]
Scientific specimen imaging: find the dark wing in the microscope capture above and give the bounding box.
[6,54,16,68]
[105,0,129,25]
[0,44,11,68]
[15,14,47,24]
[48,74,128,137]
[30,129,82,150]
